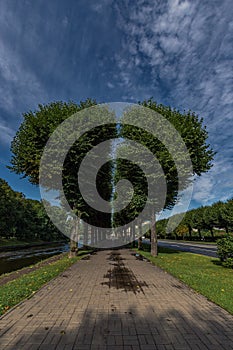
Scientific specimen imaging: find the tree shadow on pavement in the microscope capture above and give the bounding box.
[3,302,233,350]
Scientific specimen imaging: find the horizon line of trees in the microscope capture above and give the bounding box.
[0,178,65,243]
[156,198,233,241]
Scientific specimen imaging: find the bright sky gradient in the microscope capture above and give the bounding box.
[0,0,232,212]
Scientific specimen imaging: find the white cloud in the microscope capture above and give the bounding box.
[0,123,15,145]
[113,0,233,108]
[91,0,113,14]
[112,0,233,207]
[107,82,115,89]
[0,39,45,113]
[193,176,215,204]
[0,2,52,117]
[193,157,233,205]
[0,0,231,208]
[62,16,69,28]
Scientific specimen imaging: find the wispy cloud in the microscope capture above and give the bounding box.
[91,0,113,14]
[0,0,232,206]
[0,2,48,114]
[193,157,233,204]
[110,0,233,206]
[0,123,15,145]
[0,39,46,113]
[107,82,115,89]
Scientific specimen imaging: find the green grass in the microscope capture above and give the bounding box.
[160,239,217,245]
[0,238,66,248]
[0,238,44,247]
[136,246,233,315]
[0,251,91,316]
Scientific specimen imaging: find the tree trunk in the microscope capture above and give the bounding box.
[151,208,157,257]
[94,228,97,245]
[69,217,79,258]
[102,229,106,242]
[198,228,202,240]
[210,227,214,240]
[188,225,192,238]
[98,229,102,243]
[90,226,94,246]
[138,219,143,250]
[132,223,136,247]
[83,224,88,250]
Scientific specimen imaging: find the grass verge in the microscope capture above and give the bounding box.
[0,238,45,247]
[159,239,217,245]
[0,238,67,248]
[0,250,91,316]
[136,246,233,315]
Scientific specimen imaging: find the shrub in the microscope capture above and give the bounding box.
[217,236,233,268]
[223,258,233,268]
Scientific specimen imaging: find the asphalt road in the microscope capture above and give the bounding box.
[157,240,218,258]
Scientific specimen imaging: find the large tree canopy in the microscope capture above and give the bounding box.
[10,98,214,255]
[10,99,117,253]
[10,99,95,184]
[113,99,215,255]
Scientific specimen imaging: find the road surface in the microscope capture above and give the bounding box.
[157,240,217,257]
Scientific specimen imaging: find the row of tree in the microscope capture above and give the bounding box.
[156,198,233,241]
[113,100,214,254]
[9,98,214,256]
[0,178,64,242]
[9,100,116,255]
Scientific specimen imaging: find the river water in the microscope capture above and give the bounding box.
[0,243,70,275]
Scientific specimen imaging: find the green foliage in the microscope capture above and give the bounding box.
[140,99,215,176]
[191,207,205,239]
[202,205,218,238]
[218,200,233,233]
[113,99,214,255]
[0,179,18,238]
[156,219,168,238]
[217,236,233,268]
[0,178,64,242]
[10,101,89,184]
[10,100,116,231]
[9,98,215,250]
[174,224,189,239]
[222,258,233,269]
[114,99,215,222]
[157,198,233,241]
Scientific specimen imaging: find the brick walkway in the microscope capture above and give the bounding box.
[1,249,233,349]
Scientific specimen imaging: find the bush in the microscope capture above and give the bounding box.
[217,236,233,268]
[223,258,233,269]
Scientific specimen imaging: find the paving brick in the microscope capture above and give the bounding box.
[0,249,233,349]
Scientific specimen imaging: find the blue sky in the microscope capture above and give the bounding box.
[0,0,232,212]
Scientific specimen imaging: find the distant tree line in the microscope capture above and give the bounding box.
[0,178,65,242]
[156,199,233,241]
